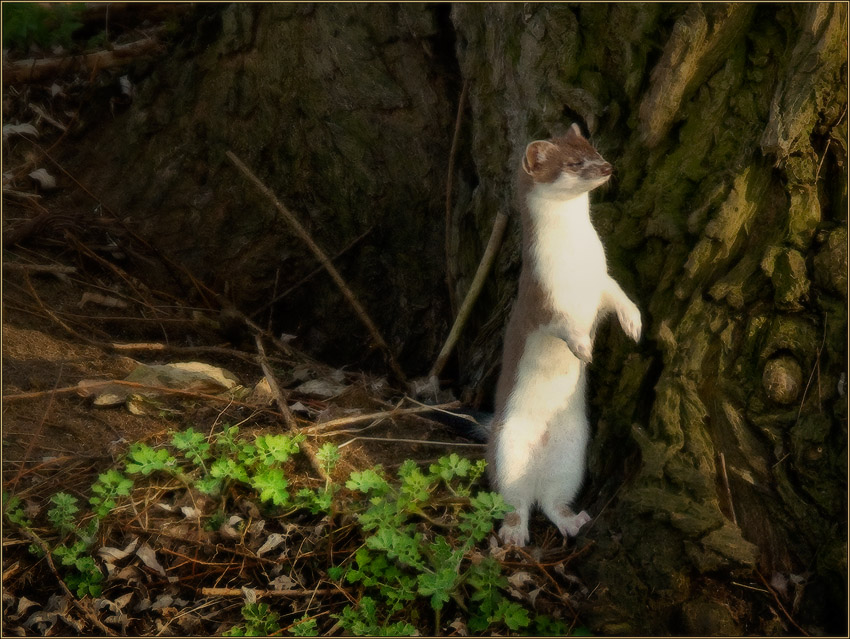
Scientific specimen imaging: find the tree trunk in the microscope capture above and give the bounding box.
[69,2,846,634]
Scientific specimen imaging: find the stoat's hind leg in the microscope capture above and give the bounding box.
[541,502,591,537]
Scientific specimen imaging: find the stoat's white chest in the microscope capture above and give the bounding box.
[527,191,608,321]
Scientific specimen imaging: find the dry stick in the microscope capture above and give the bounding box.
[254,335,329,482]
[254,335,297,430]
[200,587,342,598]
[226,151,407,385]
[303,401,462,434]
[429,211,509,381]
[444,76,470,315]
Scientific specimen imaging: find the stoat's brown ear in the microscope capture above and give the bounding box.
[569,122,583,138]
[523,140,558,175]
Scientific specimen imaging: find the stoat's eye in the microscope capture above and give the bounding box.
[566,161,582,169]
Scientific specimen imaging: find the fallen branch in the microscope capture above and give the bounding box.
[3,35,164,85]
[226,150,408,385]
[429,211,509,381]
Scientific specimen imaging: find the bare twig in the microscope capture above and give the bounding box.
[226,151,407,384]
[337,436,485,450]
[256,335,328,484]
[200,586,343,598]
[755,569,810,636]
[795,313,828,425]
[429,211,509,381]
[303,401,462,434]
[718,452,738,525]
[445,76,470,314]
[254,335,297,430]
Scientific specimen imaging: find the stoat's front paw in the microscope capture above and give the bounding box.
[617,302,642,343]
[568,335,593,363]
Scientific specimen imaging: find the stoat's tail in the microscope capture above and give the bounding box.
[422,406,491,443]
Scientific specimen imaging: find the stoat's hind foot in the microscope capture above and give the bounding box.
[498,511,530,547]
[544,505,591,538]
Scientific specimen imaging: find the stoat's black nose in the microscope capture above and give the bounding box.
[599,162,613,176]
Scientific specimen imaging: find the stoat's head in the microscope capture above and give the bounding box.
[522,123,612,199]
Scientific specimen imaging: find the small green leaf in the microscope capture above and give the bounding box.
[288,614,319,636]
[316,442,340,475]
[255,433,304,465]
[125,443,176,476]
[430,453,471,482]
[47,492,79,534]
[251,468,290,506]
[346,468,390,495]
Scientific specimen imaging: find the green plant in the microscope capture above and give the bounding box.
[125,442,177,476]
[3,492,32,528]
[224,602,281,637]
[288,614,319,636]
[330,456,540,635]
[89,469,134,519]
[47,492,79,535]
[3,423,571,634]
[53,539,103,598]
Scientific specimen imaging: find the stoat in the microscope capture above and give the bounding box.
[488,124,641,546]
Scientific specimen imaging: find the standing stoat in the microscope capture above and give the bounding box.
[488,124,641,546]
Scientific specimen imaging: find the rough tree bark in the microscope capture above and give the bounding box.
[69,3,846,634]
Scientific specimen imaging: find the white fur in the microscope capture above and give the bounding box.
[496,176,641,546]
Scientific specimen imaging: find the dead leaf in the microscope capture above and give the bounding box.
[136,543,166,576]
[294,378,347,398]
[220,515,244,540]
[506,571,535,589]
[28,168,57,190]
[10,596,39,620]
[180,506,200,521]
[98,537,139,563]
[257,533,285,557]
[78,292,128,309]
[3,123,38,140]
[269,574,296,590]
[449,618,469,637]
